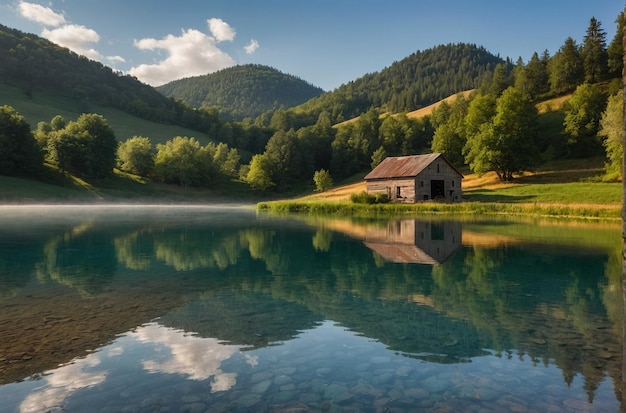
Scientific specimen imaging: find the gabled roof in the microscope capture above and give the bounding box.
[364,153,463,180]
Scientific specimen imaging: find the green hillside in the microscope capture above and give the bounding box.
[0,84,215,146]
[291,43,505,124]
[0,24,220,136]
[156,64,325,120]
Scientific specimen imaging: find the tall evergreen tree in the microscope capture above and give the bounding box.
[581,17,608,83]
[516,52,549,99]
[548,37,584,95]
[607,10,625,78]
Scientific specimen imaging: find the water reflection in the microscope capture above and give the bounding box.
[0,207,622,411]
[131,323,247,392]
[364,219,461,264]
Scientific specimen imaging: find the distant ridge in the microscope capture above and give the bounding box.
[157,64,325,120]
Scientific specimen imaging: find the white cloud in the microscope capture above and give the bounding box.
[18,1,66,27]
[42,24,101,60]
[208,18,235,42]
[244,39,259,54]
[18,2,103,62]
[129,28,235,86]
[106,55,126,64]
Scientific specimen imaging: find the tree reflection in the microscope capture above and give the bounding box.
[1,211,621,405]
[34,223,117,297]
[113,230,153,271]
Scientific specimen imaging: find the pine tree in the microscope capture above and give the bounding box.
[581,17,608,83]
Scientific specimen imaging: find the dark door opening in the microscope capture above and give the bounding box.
[431,180,445,199]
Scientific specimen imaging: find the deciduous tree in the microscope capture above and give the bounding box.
[562,83,607,157]
[117,136,154,177]
[313,169,333,192]
[153,136,214,188]
[0,105,43,176]
[47,113,117,178]
[599,90,623,178]
[464,88,539,181]
[246,153,274,191]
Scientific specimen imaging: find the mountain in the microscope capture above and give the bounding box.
[292,43,505,123]
[0,24,219,134]
[156,64,325,120]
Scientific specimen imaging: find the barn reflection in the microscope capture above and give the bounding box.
[364,219,461,264]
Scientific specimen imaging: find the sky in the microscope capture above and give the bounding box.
[0,1,623,91]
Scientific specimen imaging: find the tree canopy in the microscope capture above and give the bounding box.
[464,88,539,181]
[47,113,117,178]
[0,105,43,176]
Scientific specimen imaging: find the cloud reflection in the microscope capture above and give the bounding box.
[131,323,243,392]
[19,353,106,413]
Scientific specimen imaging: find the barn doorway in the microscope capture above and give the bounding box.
[431,180,445,199]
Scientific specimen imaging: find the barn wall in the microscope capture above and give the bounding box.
[366,178,416,203]
[415,159,462,202]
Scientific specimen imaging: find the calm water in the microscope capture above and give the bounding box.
[0,205,623,412]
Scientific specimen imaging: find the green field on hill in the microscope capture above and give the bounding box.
[0,84,215,146]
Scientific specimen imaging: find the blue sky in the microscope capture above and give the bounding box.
[0,1,623,91]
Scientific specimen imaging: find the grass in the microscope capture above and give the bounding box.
[0,84,216,146]
[0,164,261,204]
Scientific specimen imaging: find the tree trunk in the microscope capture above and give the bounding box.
[620,20,626,412]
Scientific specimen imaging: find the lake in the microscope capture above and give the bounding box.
[0,205,623,412]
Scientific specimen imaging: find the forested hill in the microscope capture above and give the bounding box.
[293,43,505,123]
[0,24,218,132]
[156,64,325,120]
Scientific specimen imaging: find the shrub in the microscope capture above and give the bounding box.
[350,191,389,204]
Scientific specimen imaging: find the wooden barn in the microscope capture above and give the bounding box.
[364,153,463,203]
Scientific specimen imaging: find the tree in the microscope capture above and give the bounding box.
[66,114,117,178]
[46,113,117,178]
[562,83,607,158]
[264,129,306,190]
[464,88,539,181]
[370,146,387,169]
[379,115,404,156]
[431,93,470,166]
[0,105,43,176]
[487,63,511,96]
[246,153,274,191]
[607,11,625,78]
[463,93,497,139]
[581,17,608,83]
[117,136,154,177]
[153,136,214,188]
[548,37,584,95]
[514,52,549,99]
[599,90,623,178]
[313,169,333,192]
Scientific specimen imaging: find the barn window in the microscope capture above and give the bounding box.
[437,163,440,173]
[420,181,424,187]
[451,180,455,187]
[396,186,401,198]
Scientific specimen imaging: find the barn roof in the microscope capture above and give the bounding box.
[364,153,463,180]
